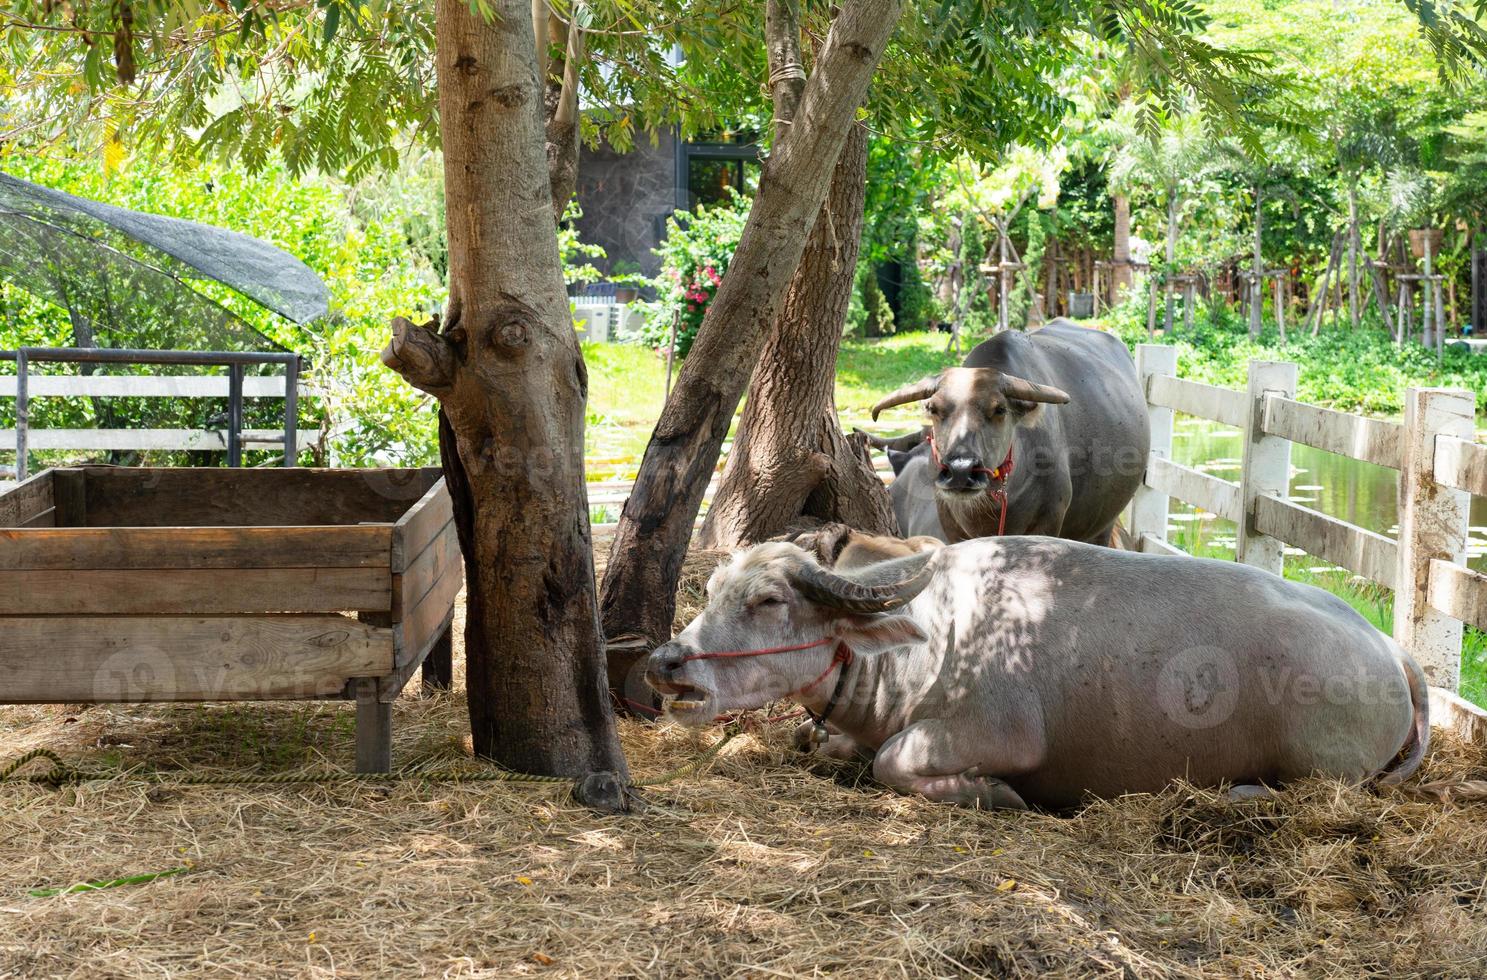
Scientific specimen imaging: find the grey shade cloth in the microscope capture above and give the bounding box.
[0,171,328,354]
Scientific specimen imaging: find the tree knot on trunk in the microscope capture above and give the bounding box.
[490,83,528,109]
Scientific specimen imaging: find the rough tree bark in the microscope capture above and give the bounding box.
[537,0,583,223]
[598,0,905,692]
[1111,193,1133,297]
[382,0,628,808]
[1249,190,1263,339]
[700,123,894,548]
[1163,194,1178,334]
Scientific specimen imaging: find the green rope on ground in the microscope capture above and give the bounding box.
[0,727,743,791]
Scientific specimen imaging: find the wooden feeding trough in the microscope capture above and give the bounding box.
[0,466,461,772]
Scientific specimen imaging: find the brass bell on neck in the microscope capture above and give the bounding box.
[808,721,830,748]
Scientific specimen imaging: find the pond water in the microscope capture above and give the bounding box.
[1169,417,1487,573]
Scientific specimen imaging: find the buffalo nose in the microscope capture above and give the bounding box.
[645,643,688,694]
[938,455,985,491]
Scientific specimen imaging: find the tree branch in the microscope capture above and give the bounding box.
[381,316,455,396]
[765,0,805,139]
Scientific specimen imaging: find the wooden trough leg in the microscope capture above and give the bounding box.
[422,625,454,695]
[355,677,393,774]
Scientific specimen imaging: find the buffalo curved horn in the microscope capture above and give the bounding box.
[870,376,941,421]
[787,552,935,615]
[999,373,1071,405]
[852,426,929,453]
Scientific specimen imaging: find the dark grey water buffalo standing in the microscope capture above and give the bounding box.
[867,319,1147,544]
[646,536,1429,809]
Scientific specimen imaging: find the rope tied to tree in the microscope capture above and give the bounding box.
[768,61,807,86]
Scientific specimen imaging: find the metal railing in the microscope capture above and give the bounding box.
[1,347,301,482]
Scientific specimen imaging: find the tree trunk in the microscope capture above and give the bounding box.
[1250,190,1263,338]
[1347,181,1360,329]
[1112,193,1133,297]
[1473,225,1483,337]
[382,0,627,807]
[1163,195,1178,334]
[539,1,583,223]
[597,0,904,688]
[700,123,892,549]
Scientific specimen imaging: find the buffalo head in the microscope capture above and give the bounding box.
[870,368,1069,496]
[645,542,933,725]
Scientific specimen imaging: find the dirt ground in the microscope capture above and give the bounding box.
[4,548,1487,978]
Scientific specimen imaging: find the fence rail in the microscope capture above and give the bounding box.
[1,347,303,485]
[1130,344,1486,692]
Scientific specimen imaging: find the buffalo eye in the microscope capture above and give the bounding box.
[751,595,786,611]
[992,404,1008,417]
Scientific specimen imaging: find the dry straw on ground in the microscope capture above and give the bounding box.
[3,545,1486,977]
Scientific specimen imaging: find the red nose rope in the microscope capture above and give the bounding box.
[927,434,1015,535]
[676,637,855,734]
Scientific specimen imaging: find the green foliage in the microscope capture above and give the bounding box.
[1011,211,1048,327]
[0,150,616,467]
[1103,293,1487,415]
[0,150,446,466]
[957,211,993,335]
[639,191,750,358]
[858,265,896,339]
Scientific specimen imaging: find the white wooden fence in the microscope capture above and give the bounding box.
[0,371,303,490]
[1128,344,1487,706]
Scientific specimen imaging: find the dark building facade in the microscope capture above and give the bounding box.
[573,130,758,280]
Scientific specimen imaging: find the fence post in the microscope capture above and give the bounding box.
[1393,387,1473,689]
[1236,359,1297,575]
[14,349,28,483]
[1128,344,1177,551]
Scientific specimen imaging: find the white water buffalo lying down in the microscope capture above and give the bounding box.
[646,536,1429,810]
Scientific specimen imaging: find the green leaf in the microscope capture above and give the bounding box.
[323,3,341,45]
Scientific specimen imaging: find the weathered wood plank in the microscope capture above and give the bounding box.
[354,677,393,773]
[0,524,393,571]
[1434,435,1487,497]
[50,468,86,527]
[1129,345,1177,550]
[1426,559,1487,631]
[391,478,454,572]
[1146,374,1247,428]
[0,469,52,528]
[0,615,394,702]
[1252,493,1398,589]
[1429,686,1487,746]
[0,428,287,451]
[382,608,456,703]
[393,519,457,620]
[83,467,440,527]
[0,375,297,398]
[1,567,391,615]
[1138,533,1187,557]
[1145,457,1242,523]
[394,559,464,670]
[1261,394,1405,469]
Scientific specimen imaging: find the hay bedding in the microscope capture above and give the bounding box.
[1,545,1485,978]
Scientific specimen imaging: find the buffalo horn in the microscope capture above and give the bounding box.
[999,373,1071,405]
[787,553,935,614]
[870,376,941,421]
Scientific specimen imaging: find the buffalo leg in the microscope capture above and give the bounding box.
[873,719,1042,810]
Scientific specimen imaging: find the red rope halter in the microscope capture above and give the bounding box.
[927,433,1015,535]
[677,638,852,700]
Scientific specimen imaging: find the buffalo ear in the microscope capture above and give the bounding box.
[1008,398,1042,418]
[886,447,911,476]
[833,613,927,654]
